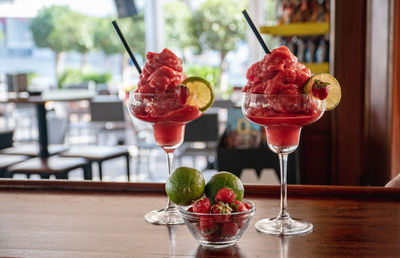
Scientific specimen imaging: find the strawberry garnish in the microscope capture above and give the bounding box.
[175,84,190,105]
[311,79,330,100]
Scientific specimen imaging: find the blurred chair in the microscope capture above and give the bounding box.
[88,95,128,145]
[0,101,92,180]
[60,82,96,141]
[47,111,69,145]
[0,154,30,177]
[128,116,158,179]
[6,156,92,179]
[0,103,13,131]
[0,144,67,157]
[0,131,30,178]
[59,145,130,181]
[0,130,13,150]
[59,96,131,181]
[64,81,96,91]
[0,111,69,156]
[176,113,219,170]
[12,103,37,142]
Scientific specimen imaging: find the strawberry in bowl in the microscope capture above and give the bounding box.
[178,187,256,249]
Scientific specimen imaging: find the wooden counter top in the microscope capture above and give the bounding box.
[0,180,399,257]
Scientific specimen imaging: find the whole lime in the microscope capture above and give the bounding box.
[205,171,244,204]
[165,166,205,206]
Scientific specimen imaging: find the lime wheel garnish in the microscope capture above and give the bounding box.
[181,76,215,112]
[304,73,341,111]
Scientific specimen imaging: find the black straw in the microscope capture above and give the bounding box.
[112,20,142,74]
[242,10,271,54]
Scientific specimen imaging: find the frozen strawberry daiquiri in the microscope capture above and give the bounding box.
[130,49,202,150]
[242,46,325,151]
[242,46,332,236]
[129,49,213,225]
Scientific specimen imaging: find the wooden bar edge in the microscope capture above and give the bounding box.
[0,179,399,200]
[245,184,400,200]
[0,179,165,193]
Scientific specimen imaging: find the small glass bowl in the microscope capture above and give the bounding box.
[178,200,256,248]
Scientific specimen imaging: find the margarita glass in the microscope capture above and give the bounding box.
[129,91,202,225]
[242,93,325,235]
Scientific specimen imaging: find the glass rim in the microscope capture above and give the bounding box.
[178,200,256,216]
[242,92,316,97]
[129,91,178,96]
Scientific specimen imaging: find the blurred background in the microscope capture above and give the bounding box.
[0,0,398,187]
[0,0,332,98]
[0,0,266,97]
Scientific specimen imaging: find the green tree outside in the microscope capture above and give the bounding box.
[189,0,246,93]
[163,1,191,60]
[29,2,247,91]
[30,5,145,86]
[30,6,75,80]
[63,12,95,70]
[93,15,145,84]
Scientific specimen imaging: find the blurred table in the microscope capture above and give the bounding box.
[0,180,399,257]
[0,90,95,157]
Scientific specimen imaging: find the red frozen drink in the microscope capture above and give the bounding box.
[129,49,202,149]
[242,46,324,148]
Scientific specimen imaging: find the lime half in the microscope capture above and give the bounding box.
[182,76,215,112]
[304,73,341,111]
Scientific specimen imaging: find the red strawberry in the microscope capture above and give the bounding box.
[235,212,251,228]
[243,202,252,210]
[211,202,233,214]
[199,217,218,235]
[215,188,235,204]
[202,229,222,242]
[211,201,232,223]
[234,201,252,228]
[193,197,211,213]
[175,84,190,105]
[187,207,194,212]
[221,222,238,238]
[311,79,330,100]
[230,200,248,213]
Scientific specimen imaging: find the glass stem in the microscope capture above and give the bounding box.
[165,151,177,212]
[278,153,290,220]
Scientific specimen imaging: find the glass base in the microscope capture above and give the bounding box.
[200,242,236,249]
[144,208,185,225]
[255,217,313,236]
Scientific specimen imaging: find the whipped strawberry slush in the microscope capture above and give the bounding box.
[242,46,324,147]
[130,49,201,147]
